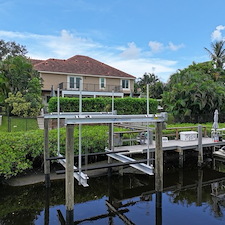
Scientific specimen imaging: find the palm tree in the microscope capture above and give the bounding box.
[205,41,225,69]
[137,73,159,92]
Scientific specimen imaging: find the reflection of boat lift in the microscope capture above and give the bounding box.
[213,146,225,159]
[106,200,135,225]
[211,181,225,199]
[57,207,130,225]
[211,181,225,217]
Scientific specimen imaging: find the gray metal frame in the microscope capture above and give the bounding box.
[65,113,167,125]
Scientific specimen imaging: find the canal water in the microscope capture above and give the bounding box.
[1,160,225,225]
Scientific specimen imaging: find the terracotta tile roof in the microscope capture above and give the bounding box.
[29,59,44,65]
[32,55,135,79]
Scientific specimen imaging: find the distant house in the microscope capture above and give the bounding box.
[31,55,136,105]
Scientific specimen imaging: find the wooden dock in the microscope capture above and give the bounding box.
[114,138,225,154]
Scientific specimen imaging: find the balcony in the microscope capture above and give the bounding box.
[59,82,124,97]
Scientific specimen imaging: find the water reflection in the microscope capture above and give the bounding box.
[1,165,225,225]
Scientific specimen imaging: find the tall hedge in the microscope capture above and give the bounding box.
[48,97,158,114]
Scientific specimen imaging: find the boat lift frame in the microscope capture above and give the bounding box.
[43,112,166,224]
[43,84,166,224]
[44,112,167,185]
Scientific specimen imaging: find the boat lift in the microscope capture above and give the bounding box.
[64,113,167,182]
[44,113,167,186]
[43,85,166,224]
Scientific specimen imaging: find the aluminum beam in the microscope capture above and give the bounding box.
[44,111,116,119]
[106,149,154,175]
[62,90,124,98]
[65,113,167,125]
[57,153,89,187]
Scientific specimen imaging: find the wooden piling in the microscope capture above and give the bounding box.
[197,169,203,206]
[108,123,113,176]
[44,118,50,188]
[178,169,183,189]
[198,125,203,167]
[178,147,184,168]
[156,191,162,225]
[155,122,163,192]
[66,124,74,223]
[44,187,50,225]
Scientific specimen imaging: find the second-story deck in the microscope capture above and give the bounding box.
[59,82,127,98]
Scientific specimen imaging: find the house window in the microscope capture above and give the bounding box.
[69,77,75,89]
[100,77,106,89]
[69,76,81,89]
[122,79,129,89]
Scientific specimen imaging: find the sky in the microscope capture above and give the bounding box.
[0,0,225,82]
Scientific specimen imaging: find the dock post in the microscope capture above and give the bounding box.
[66,124,74,225]
[156,191,162,225]
[108,123,113,176]
[155,122,163,225]
[44,186,50,225]
[198,125,203,167]
[197,169,203,206]
[155,122,163,191]
[178,169,183,189]
[44,118,50,188]
[178,147,183,168]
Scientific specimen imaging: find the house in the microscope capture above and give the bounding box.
[31,55,136,105]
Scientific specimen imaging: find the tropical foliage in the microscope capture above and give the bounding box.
[162,62,225,122]
[205,40,225,70]
[135,72,165,99]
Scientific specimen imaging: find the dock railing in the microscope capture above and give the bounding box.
[113,124,208,143]
[164,126,208,140]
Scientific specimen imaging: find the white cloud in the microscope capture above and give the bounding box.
[0,29,178,81]
[148,40,184,54]
[0,29,103,59]
[120,42,141,59]
[107,57,177,82]
[0,30,28,39]
[167,42,185,51]
[211,25,225,41]
[148,41,164,53]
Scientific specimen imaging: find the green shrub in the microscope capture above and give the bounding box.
[48,97,158,114]
[0,125,123,178]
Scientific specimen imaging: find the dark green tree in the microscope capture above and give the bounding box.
[0,39,27,61]
[0,55,42,116]
[0,55,40,95]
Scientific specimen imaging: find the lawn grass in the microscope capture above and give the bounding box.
[0,116,39,132]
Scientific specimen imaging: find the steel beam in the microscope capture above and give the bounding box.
[58,153,89,187]
[65,113,167,125]
[44,111,116,119]
[106,150,154,175]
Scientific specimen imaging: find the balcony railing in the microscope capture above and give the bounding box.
[59,82,122,93]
